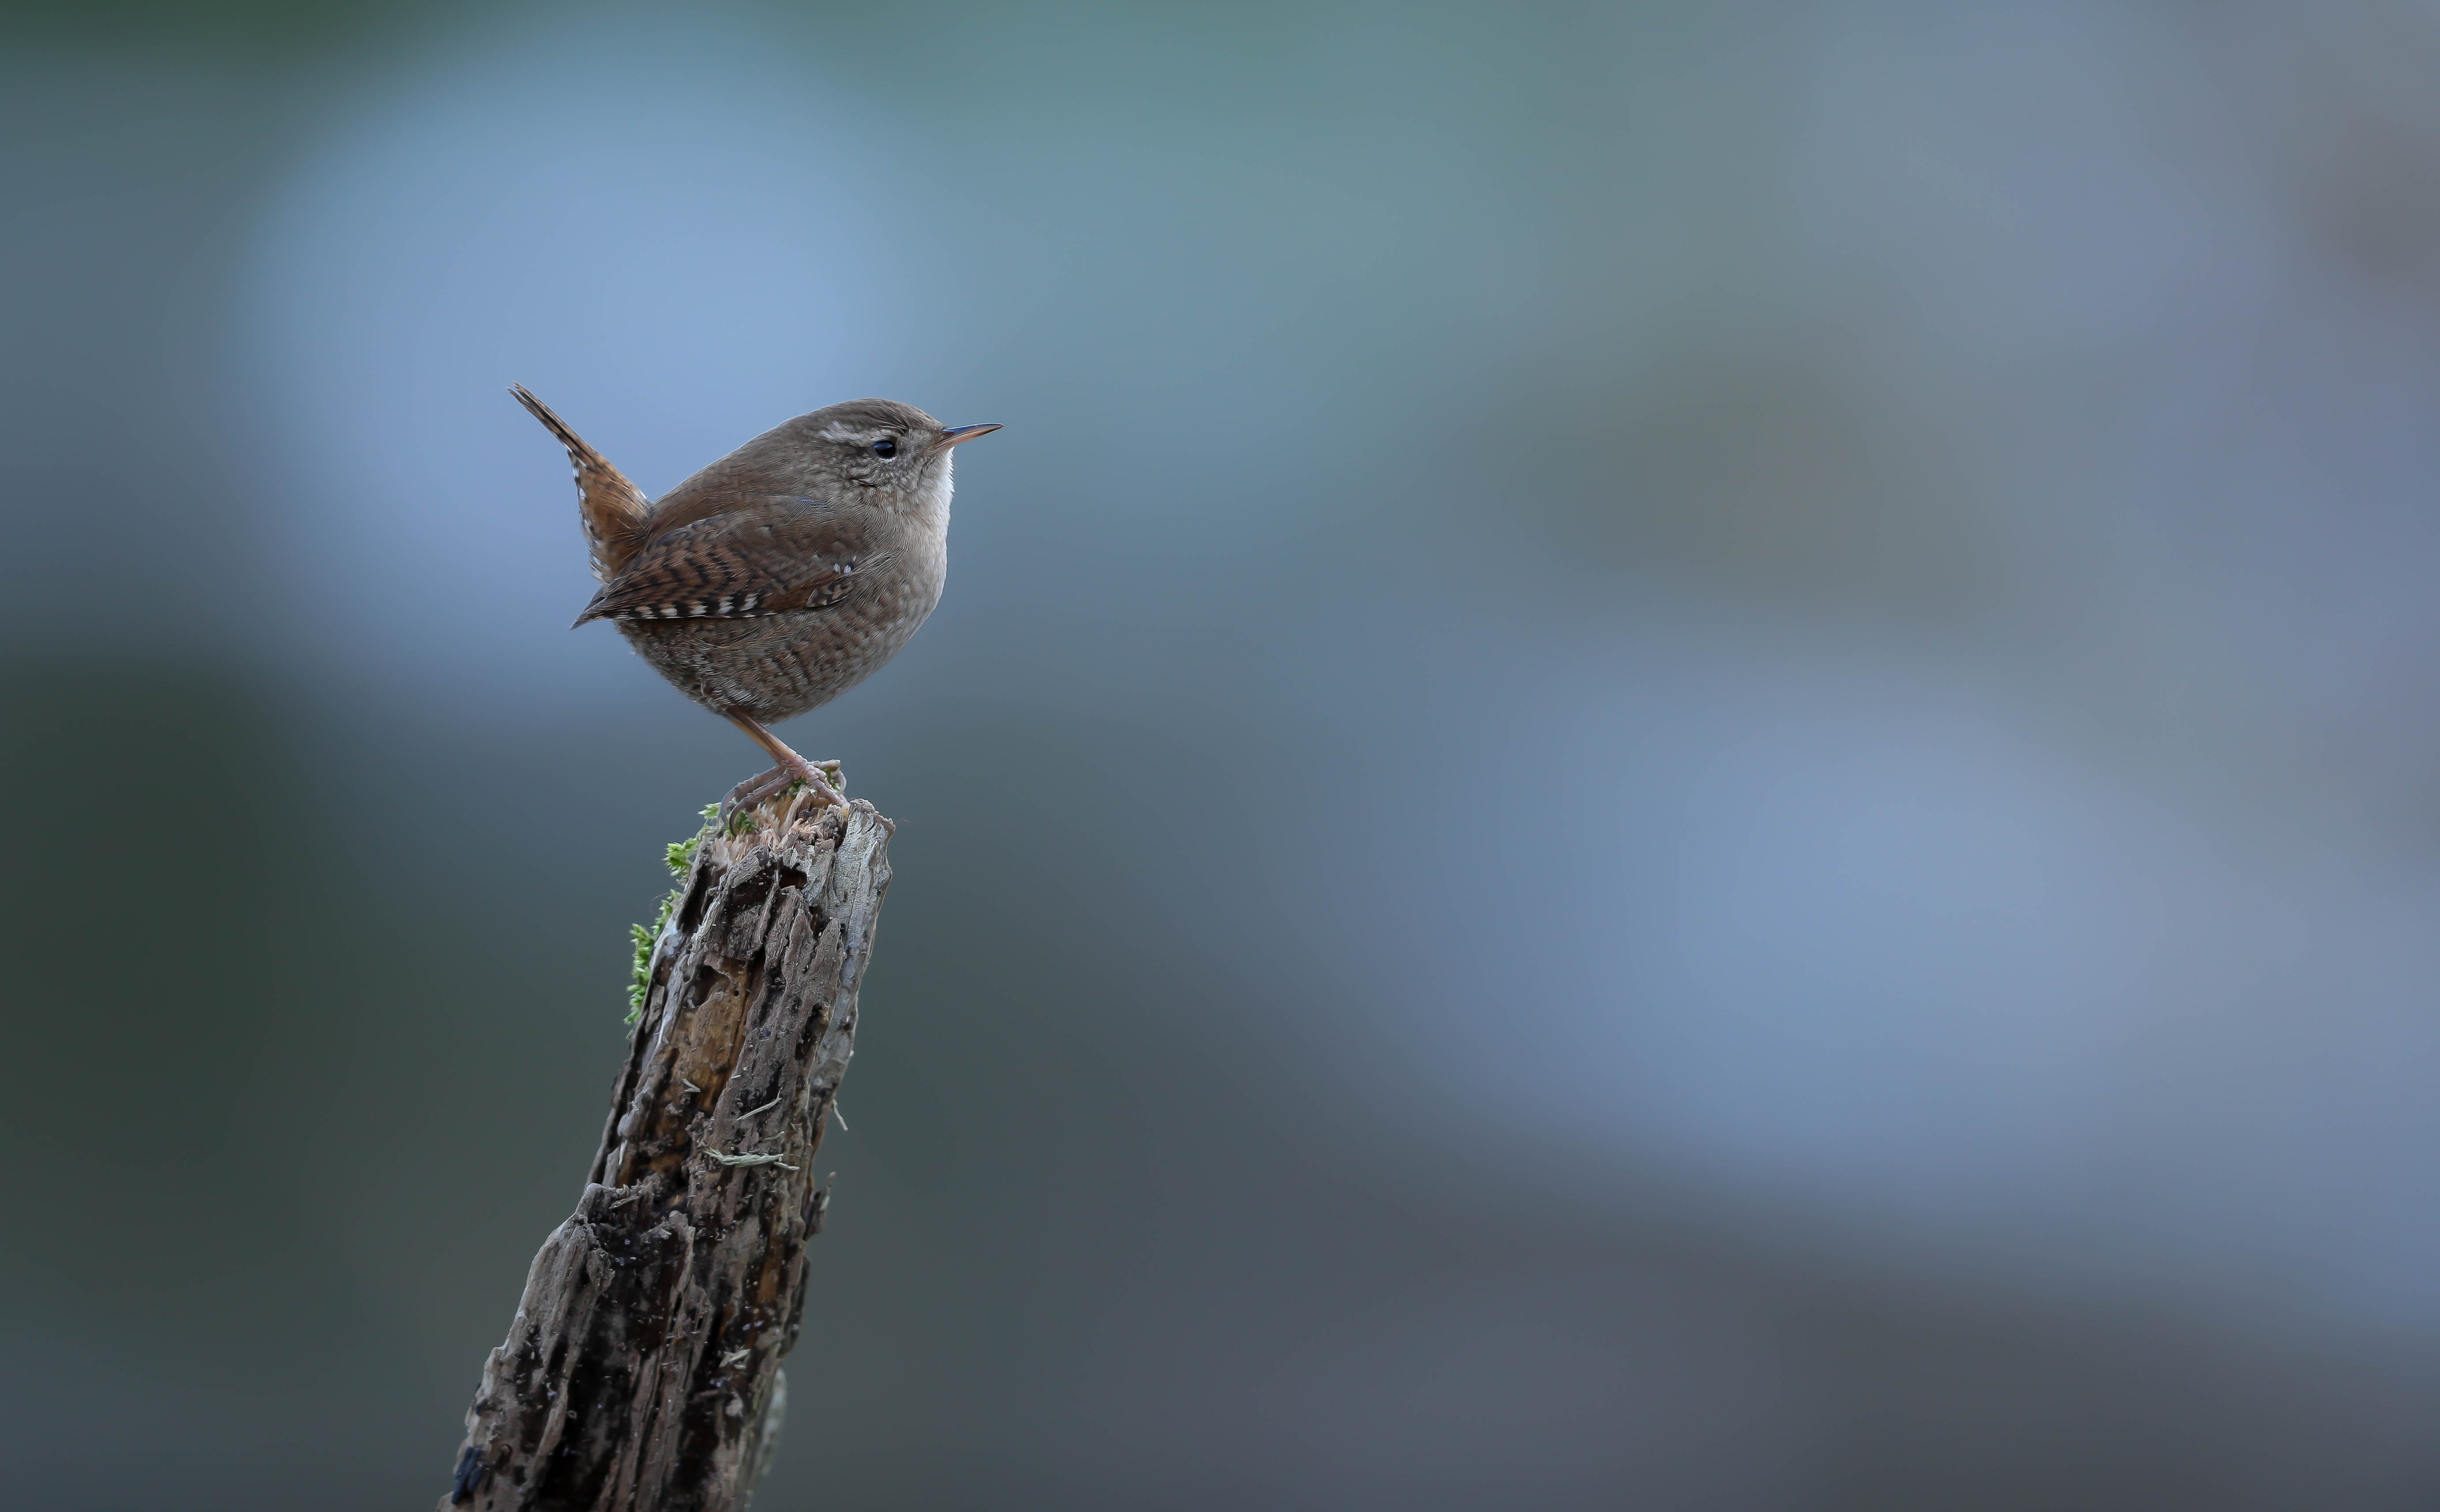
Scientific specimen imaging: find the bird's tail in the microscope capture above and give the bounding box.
[511,384,652,583]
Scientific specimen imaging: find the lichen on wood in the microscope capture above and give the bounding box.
[442,787,893,1511]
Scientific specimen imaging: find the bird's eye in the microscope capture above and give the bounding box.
[871,438,897,458]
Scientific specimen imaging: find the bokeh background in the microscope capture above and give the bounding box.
[7,1,2440,1506]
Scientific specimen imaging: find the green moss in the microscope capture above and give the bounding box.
[629,804,721,1024]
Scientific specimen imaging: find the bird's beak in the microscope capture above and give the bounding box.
[937,424,1002,448]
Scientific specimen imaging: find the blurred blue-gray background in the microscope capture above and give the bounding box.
[7,1,2440,1506]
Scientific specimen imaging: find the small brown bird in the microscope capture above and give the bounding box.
[512,385,999,812]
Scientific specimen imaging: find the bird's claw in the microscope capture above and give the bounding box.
[718,760,847,830]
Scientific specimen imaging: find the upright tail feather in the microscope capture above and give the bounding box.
[511,384,653,583]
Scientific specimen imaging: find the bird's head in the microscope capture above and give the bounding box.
[791,398,1000,514]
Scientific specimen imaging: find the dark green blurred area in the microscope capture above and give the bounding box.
[9,0,2440,1507]
[0,0,446,53]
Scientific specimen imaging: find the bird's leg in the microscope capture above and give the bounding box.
[721,714,845,820]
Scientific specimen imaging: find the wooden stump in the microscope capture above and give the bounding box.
[442,792,894,1511]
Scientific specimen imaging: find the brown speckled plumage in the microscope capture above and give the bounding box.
[512,387,999,809]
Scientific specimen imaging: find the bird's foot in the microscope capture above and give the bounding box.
[718,759,846,829]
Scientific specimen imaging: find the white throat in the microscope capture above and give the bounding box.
[918,450,955,520]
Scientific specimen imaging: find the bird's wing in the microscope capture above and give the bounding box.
[512,385,653,583]
[572,496,892,626]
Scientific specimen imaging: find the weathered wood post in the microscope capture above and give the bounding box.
[442,789,893,1511]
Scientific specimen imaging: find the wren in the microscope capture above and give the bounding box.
[513,385,999,812]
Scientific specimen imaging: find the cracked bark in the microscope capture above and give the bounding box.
[441,792,894,1512]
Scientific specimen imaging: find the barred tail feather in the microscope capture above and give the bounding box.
[511,384,653,582]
